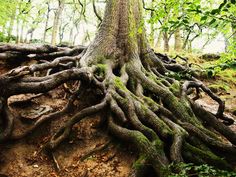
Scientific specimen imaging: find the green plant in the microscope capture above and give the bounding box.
[169,163,236,177]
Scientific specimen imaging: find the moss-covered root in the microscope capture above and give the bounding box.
[190,100,236,145]
[183,143,232,170]
[131,156,153,177]
[108,115,171,176]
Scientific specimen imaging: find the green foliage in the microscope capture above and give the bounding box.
[166,70,194,80]
[168,163,236,177]
[0,0,234,48]
[143,0,236,52]
[205,52,236,77]
[94,64,107,78]
[0,0,17,25]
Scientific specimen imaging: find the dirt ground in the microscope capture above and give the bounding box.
[0,61,236,177]
[0,89,135,177]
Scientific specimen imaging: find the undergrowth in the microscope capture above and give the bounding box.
[169,163,236,177]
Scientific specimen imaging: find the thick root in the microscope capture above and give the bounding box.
[0,40,236,177]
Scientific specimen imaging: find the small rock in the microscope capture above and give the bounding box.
[33,164,39,168]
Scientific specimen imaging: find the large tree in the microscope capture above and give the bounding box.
[0,0,236,176]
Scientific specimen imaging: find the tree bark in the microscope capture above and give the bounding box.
[174,29,182,52]
[155,31,162,50]
[163,32,169,52]
[6,8,16,42]
[231,23,236,47]
[51,0,65,45]
[149,0,155,47]
[43,2,51,43]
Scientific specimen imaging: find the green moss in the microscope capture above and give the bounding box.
[140,100,173,138]
[169,81,180,96]
[209,84,229,93]
[143,96,157,106]
[96,56,107,63]
[184,143,230,169]
[217,68,236,87]
[128,78,137,92]
[114,77,127,90]
[164,93,200,125]
[130,132,153,156]
[152,139,165,154]
[147,73,157,82]
[133,154,146,169]
[95,64,107,78]
[140,103,148,114]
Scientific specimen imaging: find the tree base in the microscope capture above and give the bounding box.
[0,42,235,176]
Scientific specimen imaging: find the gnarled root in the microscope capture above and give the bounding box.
[0,43,236,177]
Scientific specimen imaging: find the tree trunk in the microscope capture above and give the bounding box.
[0,0,235,177]
[20,20,27,43]
[224,35,229,52]
[6,9,16,42]
[43,2,51,43]
[163,32,169,52]
[155,31,162,50]
[51,0,64,45]
[231,23,236,47]
[69,10,76,45]
[149,0,155,47]
[16,16,20,44]
[187,41,192,53]
[174,29,182,52]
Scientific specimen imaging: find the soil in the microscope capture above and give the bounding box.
[0,89,135,177]
[0,61,235,177]
[0,60,135,177]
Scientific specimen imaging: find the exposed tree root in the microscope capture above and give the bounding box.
[0,42,236,176]
[1,0,236,176]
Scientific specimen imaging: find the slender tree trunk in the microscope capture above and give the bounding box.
[163,32,169,52]
[30,31,34,42]
[150,23,155,47]
[20,20,26,43]
[7,9,16,42]
[187,41,192,53]
[69,10,76,45]
[149,0,155,47]
[69,27,74,45]
[51,0,65,45]
[174,29,182,52]
[16,17,20,44]
[232,23,236,46]
[24,32,28,43]
[59,19,63,44]
[73,23,80,45]
[43,3,51,43]
[154,31,162,50]
[223,34,229,52]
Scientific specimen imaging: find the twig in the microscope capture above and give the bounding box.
[80,140,111,161]
[52,152,61,171]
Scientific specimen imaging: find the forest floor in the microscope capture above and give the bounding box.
[0,54,236,177]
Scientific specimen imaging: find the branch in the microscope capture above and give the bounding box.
[92,0,102,24]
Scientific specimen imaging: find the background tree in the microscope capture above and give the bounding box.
[51,0,65,45]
